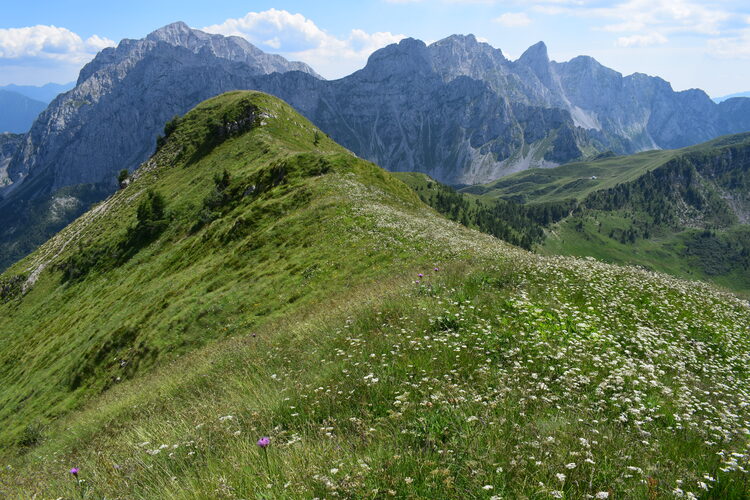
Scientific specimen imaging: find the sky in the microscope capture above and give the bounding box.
[1,0,749,97]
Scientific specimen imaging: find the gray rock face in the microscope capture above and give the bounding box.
[258,38,588,185]
[4,22,319,194]
[0,133,22,187]
[265,36,750,185]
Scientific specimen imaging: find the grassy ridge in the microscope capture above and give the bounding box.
[1,92,749,498]
[5,244,750,498]
[0,91,433,452]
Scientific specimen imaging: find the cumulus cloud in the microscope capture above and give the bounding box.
[616,32,669,47]
[708,28,750,58]
[531,0,736,51]
[203,9,406,78]
[0,25,115,85]
[494,12,532,27]
[593,0,729,36]
[0,25,114,63]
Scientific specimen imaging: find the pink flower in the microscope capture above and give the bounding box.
[70,467,79,476]
[257,437,270,448]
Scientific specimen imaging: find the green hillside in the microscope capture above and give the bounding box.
[1,92,749,499]
[464,133,750,204]
[399,134,750,295]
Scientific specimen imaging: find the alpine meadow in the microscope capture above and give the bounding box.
[1,4,750,500]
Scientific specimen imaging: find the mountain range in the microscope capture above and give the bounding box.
[0,91,47,134]
[0,83,74,134]
[0,82,75,103]
[714,90,750,103]
[2,21,750,272]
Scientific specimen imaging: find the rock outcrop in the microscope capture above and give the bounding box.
[0,133,23,187]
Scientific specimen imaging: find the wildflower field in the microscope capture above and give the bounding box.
[0,92,748,498]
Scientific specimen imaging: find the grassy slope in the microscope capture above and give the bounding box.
[448,134,750,295]
[0,91,436,450]
[542,215,750,296]
[461,150,676,203]
[465,133,750,204]
[0,93,749,498]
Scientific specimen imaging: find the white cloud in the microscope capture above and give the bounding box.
[0,25,114,64]
[531,0,736,51]
[203,9,406,79]
[594,0,730,36]
[616,32,669,47]
[494,12,532,27]
[708,28,750,58]
[531,0,730,36]
[0,25,115,85]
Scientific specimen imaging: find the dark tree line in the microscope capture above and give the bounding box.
[414,181,573,250]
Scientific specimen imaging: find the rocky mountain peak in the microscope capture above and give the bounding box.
[430,34,507,61]
[514,41,554,91]
[518,41,549,66]
[359,38,432,78]
[145,21,196,44]
[563,55,615,77]
[3,20,323,199]
[427,34,510,85]
[433,34,480,50]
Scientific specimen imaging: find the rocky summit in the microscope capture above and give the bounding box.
[3,22,319,196]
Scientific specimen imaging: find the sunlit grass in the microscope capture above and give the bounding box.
[1,92,749,499]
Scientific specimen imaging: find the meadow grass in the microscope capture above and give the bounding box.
[1,92,749,498]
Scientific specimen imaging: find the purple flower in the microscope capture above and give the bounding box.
[434,267,439,272]
[70,467,79,476]
[418,273,424,278]
[257,437,271,448]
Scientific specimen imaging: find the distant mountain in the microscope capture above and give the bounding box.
[0,91,47,133]
[714,91,750,103]
[3,26,750,272]
[0,82,75,104]
[3,22,320,195]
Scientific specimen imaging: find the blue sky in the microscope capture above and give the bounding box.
[1,0,749,97]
